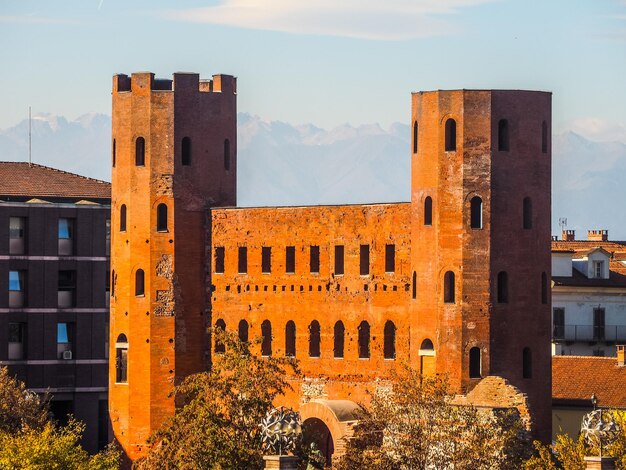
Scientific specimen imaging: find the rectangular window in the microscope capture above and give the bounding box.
[8,322,26,360]
[286,246,295,274]
[9,217,26,255]
[105,219,111,256]
[552,307,565,340]
[58,218,75,256]
[262,247,272,274]
[238,247,248,274]
[593,307,605,341]
[594,260,604,278]
[8,270,25,308]
[310,246,320,274]
[57,322,75,359]
[58,270,76,308]
[385,244,395,273]
[335,245,344,276]
[360,244,370,276]
[215,247,225,274]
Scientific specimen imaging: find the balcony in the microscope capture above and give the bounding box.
[552,324,626,343]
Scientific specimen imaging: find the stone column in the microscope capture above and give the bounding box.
[263,455,300,470]
[584,456,616,470]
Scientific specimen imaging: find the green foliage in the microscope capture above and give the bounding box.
[0,367,120,470]
[336,368,532,470]
[136,330,299,469]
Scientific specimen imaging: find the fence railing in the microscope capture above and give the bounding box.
[552,324,626,342]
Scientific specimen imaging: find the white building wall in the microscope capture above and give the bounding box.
[552,254,573,277]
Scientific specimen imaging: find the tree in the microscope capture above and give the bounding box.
[0,367,120,469]
[136,330,299,469]
[336,368,532,470]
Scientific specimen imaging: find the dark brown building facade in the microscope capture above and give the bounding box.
[0,162,111,453]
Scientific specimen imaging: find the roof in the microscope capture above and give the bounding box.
[0,162,110,202]
[552,355,626,409]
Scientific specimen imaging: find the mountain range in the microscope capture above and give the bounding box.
[1,113,625,239]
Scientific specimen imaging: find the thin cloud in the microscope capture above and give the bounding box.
[563,117,626,144]
[162,0,494,40]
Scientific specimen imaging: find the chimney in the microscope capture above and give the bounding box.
[587,230,608,242]
[618,345,625,367]
[562,230,576,241]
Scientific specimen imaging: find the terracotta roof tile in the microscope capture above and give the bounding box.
[0,162,110,201]
[552,355,626,408]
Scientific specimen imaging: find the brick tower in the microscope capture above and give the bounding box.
[410,90,552,440]
[109,72,236,460]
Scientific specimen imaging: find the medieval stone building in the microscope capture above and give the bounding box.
[108,71,552,463]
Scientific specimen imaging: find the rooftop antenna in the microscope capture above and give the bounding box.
[28,106,32,167]
[558,217,567,231]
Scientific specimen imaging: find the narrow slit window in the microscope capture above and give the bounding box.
[238,247,248,274]
[542,121,548,154]
[309,320,321,358]
[285,321,296,357]
[443,271,455,303]
[469,347,481,378]
[413,121,418,154]
[112,139,116,167]
[497,271,508,303]
[358,321,370,359]
[214,319,226,354]
[135,269,144,296]
[523,197,533,229]
[119,205,127,232]
[238,320,249,343]
[412,271,417,300]
[310,246,320,274]
[445,118,457,151]
[224,139,231,171]
[115,334,128,383]
[334,321,345,358]
[498,119,509,151]
[424,197,433,226]
[286,246,295,274]
[384,321,396,359]
[261,320,272,356]
[135,137,145,166]
[360,245,370,276]
[470,196,482,229]
[335,245,344,276]
[181,137,191,166]
[385,244,395,273]
[522,347,532,379]
[156,204,168,232]
[262,247,272,274]
[215,247,225,274]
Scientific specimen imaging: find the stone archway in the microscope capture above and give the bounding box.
[299,399,360,466]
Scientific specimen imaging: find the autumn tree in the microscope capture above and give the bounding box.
[0,367,120,469]
[336,368,532,470]
[136,330,300,469]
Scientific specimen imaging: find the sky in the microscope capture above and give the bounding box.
[1,0,625,141]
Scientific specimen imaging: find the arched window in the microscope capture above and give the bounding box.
[498,119,509,151]
[523,197,533,229]
[261,320,272,356]
[445,118,457,151]
[135,137,145,166]
[119,205,127,232]
[181,137,191,166]
[115,333,128,383]
[135,269,144,296]
[412,271,417,300]
[420,338,434,352]
[413,121,418,154]
[424,196,433,226]
[443,271,455,303]
[214,319,226,354]
[238,320,249,343]
[469,347,481,378]
[112,139,116,167]
[333,321,344,358]
[542,120,548,154]
[384,321,396,360]
[470,196,482,229]
[224,139,231,171]
[285,321,296,357]
[358,321,370,359]
[497,271,508,303]
[309,320,321,358]
[541,272,548,305]
[523,347,532,378]
[156,204,168,232]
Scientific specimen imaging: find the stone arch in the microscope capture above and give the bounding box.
[300,399,360,464]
